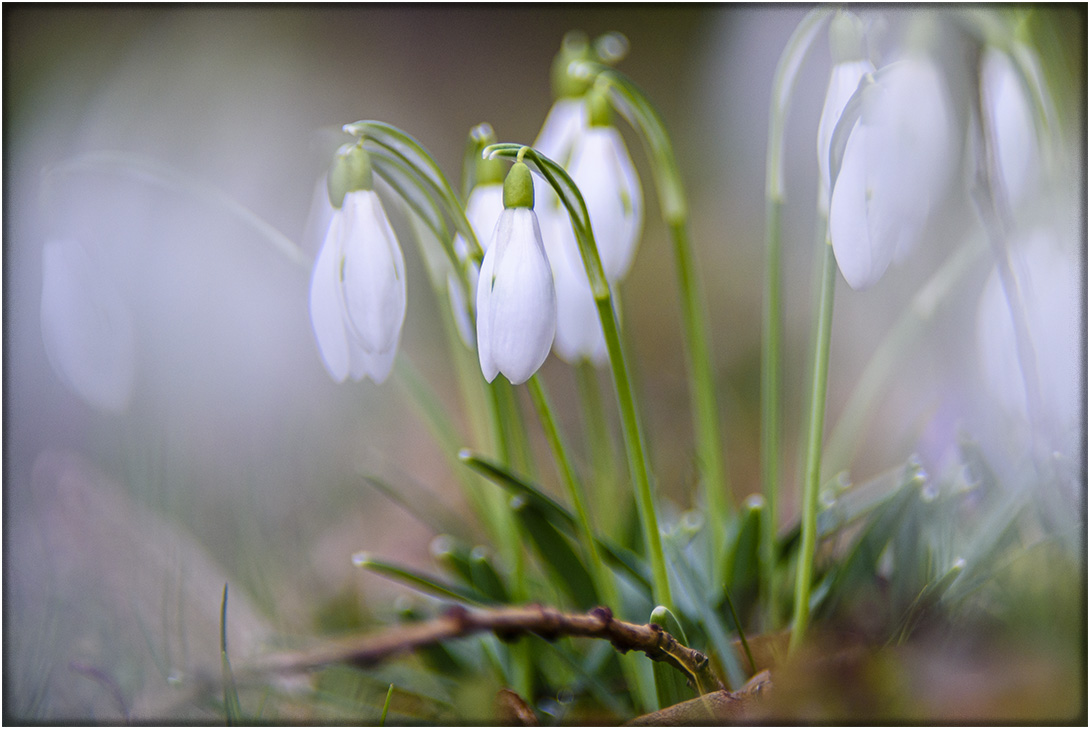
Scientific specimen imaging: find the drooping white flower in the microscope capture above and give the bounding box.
[447,180,504,346]
[40,238,136,413]
[568,91,644,283]
[829,55,955,289]
[817,12,874,215]
[534,97,588,166]
[476,162,557,384]
[543,210,607,365]
[981,47,1040,208]
[976,228,1079,449]
[310,145,407,384]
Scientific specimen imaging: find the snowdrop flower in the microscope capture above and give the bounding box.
[816,11,874,215]
[828,54,955,290]
[447,153,506,347]
[310,143,407,384]
[976,228,1079,451]
[535,31,595,167]
[40,238,136,413]
[543,210,608,365]
[567,88,644,283]
[476,161,557,384]
[981,47,1040,208]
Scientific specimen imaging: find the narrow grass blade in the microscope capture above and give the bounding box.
[221,584,243,724]
[459,450,652,592]
[470,547,511,605]
[512,495,599,609]
[379,683,395,725]
[352,553,492,606]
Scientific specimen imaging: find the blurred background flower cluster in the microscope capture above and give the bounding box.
[5,6,1084,721]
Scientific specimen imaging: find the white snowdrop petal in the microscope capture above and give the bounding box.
[817,59,874,210]
[534,98,587,164]
[546,211,606,365]
[829,123,886,290]
[477,209,556,384]
[977,230,1080,440]
[466,183,505,252]
[309,216,352,382]
[475,222,500,383]
[361,340,400,384]
[340,191,407,354]
[40,239,136,413]
[982,49,1039,207]
[570,127,643,283]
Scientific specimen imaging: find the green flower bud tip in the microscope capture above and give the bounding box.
[593,31,629,64]
[503,162,534,209]
[552,31,593,100]
[327,143,373,208]
[586,87,613,128]
[829,10,867,64]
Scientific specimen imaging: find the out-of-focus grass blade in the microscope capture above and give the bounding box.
[352,553,491,606]
[664,537,746,690]
[220,584,243,725]
[650,606,696,709]
[460,450,652,592]
[722,495,763,594]
[430,535,476,587]
[816,462,922,539]
[469,547,511,605]
[511,495,599,609]
[891,558,965,644]
[379,683,395,726]
[814,463,925,618]
[365,476,467,539]
[722,589,755,676]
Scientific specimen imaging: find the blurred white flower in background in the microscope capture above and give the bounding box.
[543,211,608,366]
[975,228,1080,455]
[829,56,956,290]
[981,47,1041,209]
[310,186,407,384]
[816,11,874,216]
[447,175,505,347]
[40,238,136,413]
[567,92,644,284]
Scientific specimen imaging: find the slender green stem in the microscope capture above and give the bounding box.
[527,371,651,714]
[597,297,672,608]
[485,143,672,609]
[583,65,732,545]
[526,376,609,595]
[790,241,837,653]
[576,362,618,534]
[760,7,831,631]
[668,219,730,553]
[759,197,783,628]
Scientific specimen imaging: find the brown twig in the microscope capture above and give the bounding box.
[248,604,723,694]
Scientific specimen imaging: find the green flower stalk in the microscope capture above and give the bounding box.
[486,143,673,610]
[570,61,733,561]
[761,7,831,627]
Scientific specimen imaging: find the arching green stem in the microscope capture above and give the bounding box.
[760,7,832,628]
[574,64,732,556]
[791,237,837,653]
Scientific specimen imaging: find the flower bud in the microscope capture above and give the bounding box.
[327,143,373,209]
